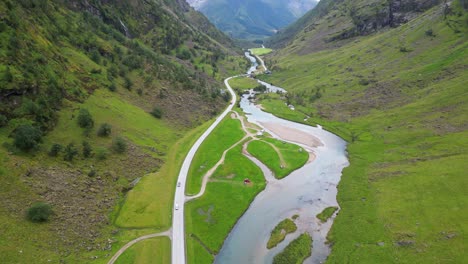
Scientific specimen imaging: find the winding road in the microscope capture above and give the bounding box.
[171,76,239,264]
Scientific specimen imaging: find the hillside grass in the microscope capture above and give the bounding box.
[258,5,468,264]
[250,48,273,56]
[247,138,309,179]
[267,218,298,249]
[114,117,212,228]
[186,143,266,263]
[273,233,312,264]
[186,116,245,195]
[114,237,170,264]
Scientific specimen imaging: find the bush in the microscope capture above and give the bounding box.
[48,143,63,157]
[0,114,7,127]
[82,141,92,158]
[77,108,94,129]
[112,136,127,153]
[97,123,112,137]
[27,202,53,222]
[14,124,42,151]
[150,107,163,119]
[96,147,109,160]
[64,143,78,161]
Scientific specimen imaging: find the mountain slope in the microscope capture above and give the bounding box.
[187,0,318,40]
[0,0,244,263]
[258,1,467,263]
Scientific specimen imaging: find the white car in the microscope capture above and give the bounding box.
[177,182,181,187]
[175,203,179,210]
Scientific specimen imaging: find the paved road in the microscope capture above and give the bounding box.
[171,76,240,264]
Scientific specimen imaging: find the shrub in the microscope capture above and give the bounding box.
[112,136,127,153]
[27,202,53,222]
[14,124,42,151]
[108,82,117,92]
[77,108,94,129]
[150,107,163,119]
[0,114,7,127]
[48,143,63,157]
[82,141,92,158]
[64,143,78,161]
[96,147,109,160]
[97,123,112,137]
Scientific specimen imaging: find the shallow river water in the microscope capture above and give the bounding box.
[214,54,349,264]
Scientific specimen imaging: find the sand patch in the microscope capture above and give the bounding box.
[259,122,323,148]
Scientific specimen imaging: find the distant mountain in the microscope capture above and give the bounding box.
[186,0,319,40]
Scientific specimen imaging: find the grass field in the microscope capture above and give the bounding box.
[273,233,312,264]
[267,218,297,249]
[247,138,309,179]
[258,5,468,264]
[250,48,273,56]
[186,116,245,195]
[186,142,267,263]
[228,76,259,92]
[114,237,170,264]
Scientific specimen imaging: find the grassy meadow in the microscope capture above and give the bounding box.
[273,233,312,264]
[247,138,309,179]
[185,141,267,263]
[114,237,170,264]
[257,5,468,263]
[250,48,273,56]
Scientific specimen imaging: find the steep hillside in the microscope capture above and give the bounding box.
[268,0,445,50]
[258,0,467,263]
[0,0,244,263]
[187,0,318,40]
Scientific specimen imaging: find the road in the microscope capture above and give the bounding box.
[171,76,239,264]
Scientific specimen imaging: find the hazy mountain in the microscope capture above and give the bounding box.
[186,0,319,40]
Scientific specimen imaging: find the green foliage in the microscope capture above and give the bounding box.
[82,141,92,158]
[112,136,127,154]
[14,124,42,151]
[273,233,312,264]
[267,218,297,249]
[316,206,338,222]
[97,123,112,137]
[77,109,94,129]
[150,107,163,119]
[0,114,8,127]
[95,147,109,160]
[48,143,63,157]
[26,202,53,223]
[63,143,78,161]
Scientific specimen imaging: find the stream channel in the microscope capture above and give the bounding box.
[214,52,349,264]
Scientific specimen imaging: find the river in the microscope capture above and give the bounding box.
[214,53,349,264]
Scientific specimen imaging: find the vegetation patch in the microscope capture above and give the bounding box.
[250,48,273,56]
[186,143,266,262]
[316,206,338,223]
[114,237,170,264]
[186,116,245,195]
[248,138,309,179]
[267,218,297,249]
[273,233,312,264]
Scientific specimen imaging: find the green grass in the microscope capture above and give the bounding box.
[257,5,468,264]
[273,233,312,264]
[186,143,266,262]
[114,118,211,228]
[267,218,297,249]
[114,237,170,264]
[228,76,259,91]
[250,48,273,56]
[186,116,245,195]
[247,138,309,179]
[316,207,338,223]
